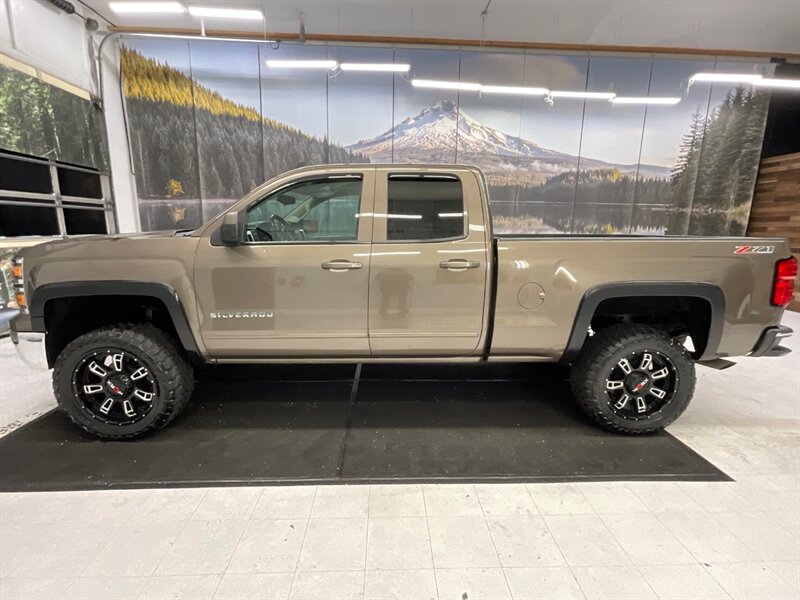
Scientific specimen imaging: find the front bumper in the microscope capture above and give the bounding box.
[9,330,48,370]
[750,325,793,358]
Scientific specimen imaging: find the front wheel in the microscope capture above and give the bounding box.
[53,324,194,439]
[570,324,696,434]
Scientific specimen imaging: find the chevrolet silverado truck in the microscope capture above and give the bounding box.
[9,164,796,439]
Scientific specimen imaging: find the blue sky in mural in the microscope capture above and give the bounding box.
[121,37,774,237]
[124,38,760,170]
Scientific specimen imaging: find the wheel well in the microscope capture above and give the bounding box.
[588,295,713,358]
[43,295,184,367]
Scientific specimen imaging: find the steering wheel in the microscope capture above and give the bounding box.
[253,223,273,241]
[271,214,291,229]
[271,214,306,241]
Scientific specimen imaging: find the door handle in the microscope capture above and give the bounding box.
[321,260,363,272]
[439,259,480,270]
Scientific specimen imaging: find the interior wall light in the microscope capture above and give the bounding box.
[340,63,410,72]
[611,97,681,105]
[265,60,338,69]
[109,1,184,13]
[480,85,549,96]
[549,91,617,100]
[411,79,482,91]
[690,73,763,84]
[753,78,800,90]
[187,6,264,20]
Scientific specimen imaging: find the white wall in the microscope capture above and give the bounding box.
[85,0,800,56]
[0,0,94,91]
[0,0,140,232]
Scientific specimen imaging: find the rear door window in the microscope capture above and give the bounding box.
[386,174,464,241]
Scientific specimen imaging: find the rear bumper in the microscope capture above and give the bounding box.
[750,325,793,358]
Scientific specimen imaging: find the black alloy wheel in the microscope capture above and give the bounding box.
[604,350,678,420]
[53,324,193,439]
[72,348,158,425]
[570,324,696,434]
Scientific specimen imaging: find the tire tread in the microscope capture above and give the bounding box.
[570,324,696,435]
[52,323,193,440]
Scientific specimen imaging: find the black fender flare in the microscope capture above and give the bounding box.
[29,281,202,363]
[560,282,725,363]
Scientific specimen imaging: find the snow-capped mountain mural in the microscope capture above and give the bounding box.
[347,100,670,185]
[120,38,771,236]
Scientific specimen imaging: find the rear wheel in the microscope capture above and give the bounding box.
[53,324,193,439]
[570,324,695,434]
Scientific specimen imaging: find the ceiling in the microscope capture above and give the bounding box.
[78,0,800,56]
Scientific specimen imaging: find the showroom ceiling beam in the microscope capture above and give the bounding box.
[104,26,800,60]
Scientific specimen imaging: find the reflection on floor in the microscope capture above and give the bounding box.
[0,312,798,599]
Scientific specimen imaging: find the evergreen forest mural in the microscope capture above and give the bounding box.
[119,39,773,235]
[0,63,107,170]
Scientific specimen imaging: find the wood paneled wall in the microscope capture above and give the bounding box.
[748,152,800,311]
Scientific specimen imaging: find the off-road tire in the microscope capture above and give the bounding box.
[570,324,695,434]
[53,324,194,440]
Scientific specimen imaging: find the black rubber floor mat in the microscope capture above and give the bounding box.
[0,364,728,491]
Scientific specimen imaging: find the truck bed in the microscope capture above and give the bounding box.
[490,235,791,361]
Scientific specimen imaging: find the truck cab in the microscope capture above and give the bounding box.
[194,164,492,358]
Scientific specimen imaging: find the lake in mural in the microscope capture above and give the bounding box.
[119,38,773,236]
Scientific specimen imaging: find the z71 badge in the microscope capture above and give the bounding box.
[734,245,774,255]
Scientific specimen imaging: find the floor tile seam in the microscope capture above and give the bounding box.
[537,505,589,600]
[420,484,440,600]
[287,486,317,600]
[475,483,516,599]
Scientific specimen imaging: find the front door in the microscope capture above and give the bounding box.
[194,169,375,358]
[368,168,489,356]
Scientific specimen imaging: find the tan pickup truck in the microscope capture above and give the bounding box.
[9,164,796,439]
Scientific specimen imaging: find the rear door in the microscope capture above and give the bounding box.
[194,168,375,358]
[368,168,489,356]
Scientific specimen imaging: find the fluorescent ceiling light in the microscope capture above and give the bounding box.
[411,79,482,91]
[690,72,763,84]
[481,85,549,96]
[266,60,338,69]
[109,2,184,13]
[438,212,464,218]
[340,63,410,72]
[612,97,681,105]
[187,6,264,20]
[549,90,616,100]
[387,214,423,220]
[753,78,800,90]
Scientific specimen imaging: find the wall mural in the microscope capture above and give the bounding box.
[120,38,773,235]
[0,63,108,170]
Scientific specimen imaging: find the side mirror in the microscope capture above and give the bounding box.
[219,211,242,246]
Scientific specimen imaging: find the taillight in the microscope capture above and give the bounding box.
[772,256,798,307]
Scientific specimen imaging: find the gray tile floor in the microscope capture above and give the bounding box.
[0,312,798,599]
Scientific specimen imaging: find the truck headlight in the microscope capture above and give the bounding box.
[11,256,27,312]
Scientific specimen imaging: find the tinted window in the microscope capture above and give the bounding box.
[387,175,464,241]
[64,208,108,234]
[245,176,362,243]
[0,156,52,194]
[58,167,103,198]
[0,204,59,236]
